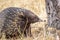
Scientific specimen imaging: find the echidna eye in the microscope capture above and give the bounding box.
[18,15,26,21]
[19,15,23,18]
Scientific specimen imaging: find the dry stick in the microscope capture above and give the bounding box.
[43,22,46,40]
[23,18,28,36]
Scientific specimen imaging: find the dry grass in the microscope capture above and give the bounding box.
[0,22,60,40]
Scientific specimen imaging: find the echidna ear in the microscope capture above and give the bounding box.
[17,11,24,16]
[20,12,24,16]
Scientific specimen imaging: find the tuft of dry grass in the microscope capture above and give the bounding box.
[0,22,60,40]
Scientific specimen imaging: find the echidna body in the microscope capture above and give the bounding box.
[0,7,40,38]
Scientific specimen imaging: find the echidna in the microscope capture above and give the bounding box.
[0,7,41,39]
